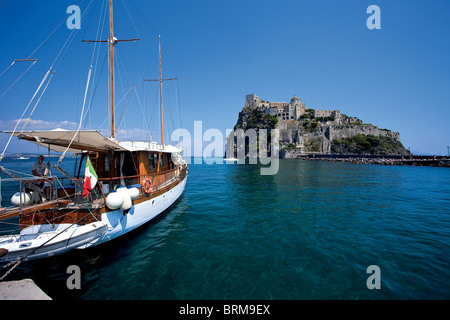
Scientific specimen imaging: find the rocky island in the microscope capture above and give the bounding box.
[230,93,410,158]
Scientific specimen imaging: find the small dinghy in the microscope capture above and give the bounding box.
[0,222,107,263]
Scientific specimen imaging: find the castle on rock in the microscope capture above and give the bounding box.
[244,93,341,123]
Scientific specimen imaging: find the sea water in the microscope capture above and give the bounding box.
[1,157,449,299]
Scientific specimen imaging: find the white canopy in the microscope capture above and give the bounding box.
[118,141,182,153]
[4,129,127,154]
[4,129,181,154]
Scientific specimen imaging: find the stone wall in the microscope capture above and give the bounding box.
[277,122,402,154]
[276,121,300,144]
[329,125,400,143]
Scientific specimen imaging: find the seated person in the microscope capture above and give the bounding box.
[32,155,52,201]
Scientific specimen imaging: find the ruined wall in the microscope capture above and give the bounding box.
[329,125,400,143]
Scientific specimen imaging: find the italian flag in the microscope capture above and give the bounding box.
[82,156,98,198]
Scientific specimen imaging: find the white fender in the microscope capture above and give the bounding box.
[106,192,124,210]
[116,186,132,211]
[11,192,31,207]
[127,187,139,200]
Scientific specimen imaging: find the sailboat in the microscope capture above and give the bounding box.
[0,1,188,265]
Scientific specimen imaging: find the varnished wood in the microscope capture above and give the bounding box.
[19,206,102,230]
[3,169,187,230]
[159,35,164,147]
[0,200,71,220]
[109,0,115,139]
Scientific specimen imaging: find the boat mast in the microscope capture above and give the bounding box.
[109,0,115,140]
[82,0,139,139]
[143,36,177,189]
[143,36,177,147]
[158,35,164,148]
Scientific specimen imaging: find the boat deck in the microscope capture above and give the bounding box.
[0,200,71,220]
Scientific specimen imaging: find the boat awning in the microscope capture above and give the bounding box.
[118,141,182,153]
[3,129,127,154]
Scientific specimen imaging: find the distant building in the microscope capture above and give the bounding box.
[245,93,339,122]
[313,109,340,119]
[245,94,306,121]
[245,94,260,108]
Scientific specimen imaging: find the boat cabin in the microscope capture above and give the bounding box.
[0,130,187,227]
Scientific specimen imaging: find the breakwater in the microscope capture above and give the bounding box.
[293,154,450,167]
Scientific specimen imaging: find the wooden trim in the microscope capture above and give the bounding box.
[0,200,71,220]
[95,167,178,182]
[0,168,187,226]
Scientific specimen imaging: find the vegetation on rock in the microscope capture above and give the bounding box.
[331,134,410,155]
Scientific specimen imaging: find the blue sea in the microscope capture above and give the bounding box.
[1,156,449,300]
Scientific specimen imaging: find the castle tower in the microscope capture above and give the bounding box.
[290,95,300,104]
[245,94,260,108]
[290,95,305,119]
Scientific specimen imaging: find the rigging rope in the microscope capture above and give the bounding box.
[85,54,107,128]
[121,0,141,40]
[85,0,108,128]
[20,71,56,133]
[0,68,52,163]
[128,0,159,36]
[0,61,37,99]
[0,0,95,163]
[58,66,93,164]
[25,11,70,61]
[134,86,153,141]
[116,85,135,130]
[0,61,15,78]
[51,0,95,71]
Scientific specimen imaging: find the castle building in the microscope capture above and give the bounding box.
[244,94,306,121]
[313,109,341,119]
[245,94,261,108]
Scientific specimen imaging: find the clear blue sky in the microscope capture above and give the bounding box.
[0,0,449,155]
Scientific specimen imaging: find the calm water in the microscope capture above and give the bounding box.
[1,157,449,299]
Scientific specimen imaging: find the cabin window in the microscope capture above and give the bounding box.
[148,153,155,169]
[146,153,165,170]
[120,152,137,177]
[104,155,110,172]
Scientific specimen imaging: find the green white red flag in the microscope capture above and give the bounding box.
[82,156,98,198]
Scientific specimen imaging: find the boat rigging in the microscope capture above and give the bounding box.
[0,0,188,273]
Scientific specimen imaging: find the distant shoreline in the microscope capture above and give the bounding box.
[294,154,450,168]
[3,154,74,158]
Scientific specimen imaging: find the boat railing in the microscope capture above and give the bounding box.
[0,172,76,206]
[96,166,185,198]
[0,164,188,213]
[67,165,188,206]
